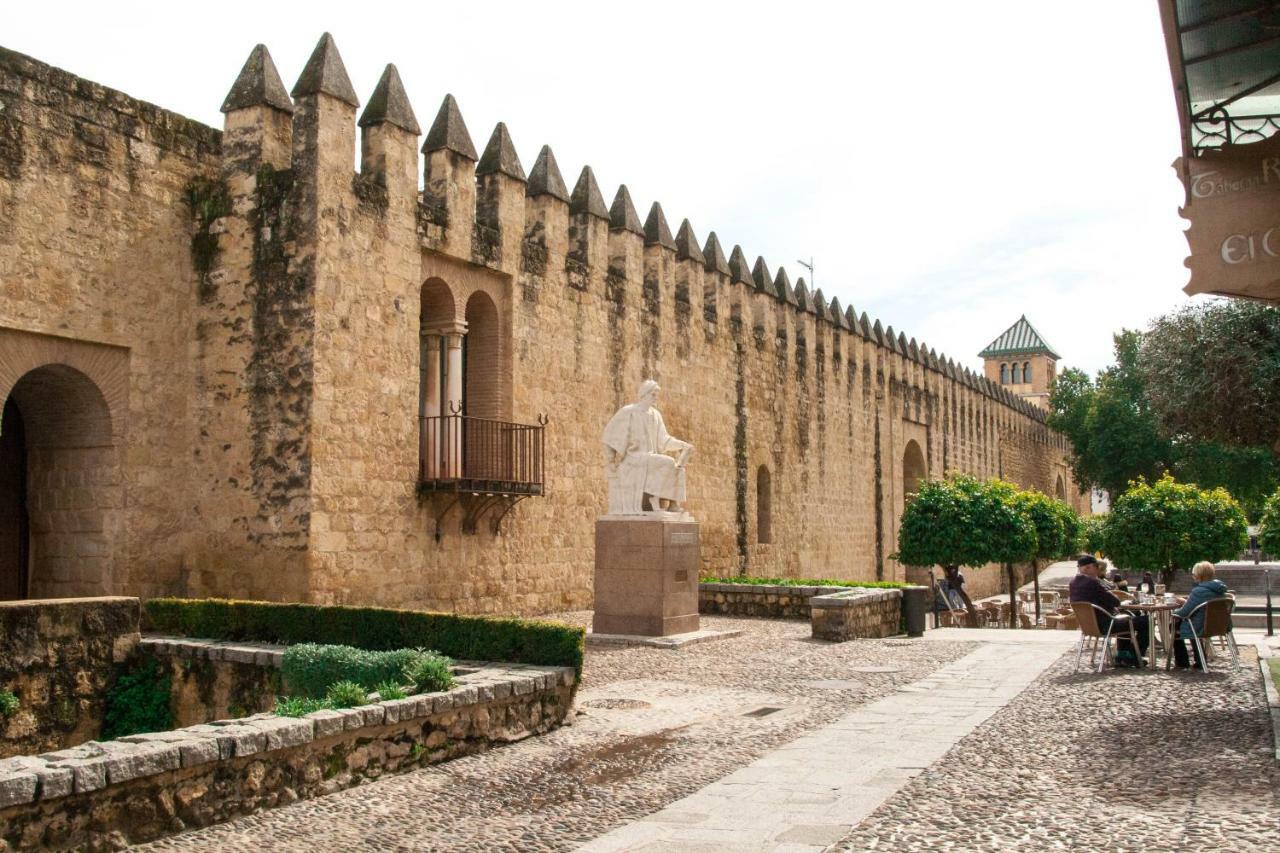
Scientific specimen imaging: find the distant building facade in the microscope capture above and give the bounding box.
[0,37,1086,612]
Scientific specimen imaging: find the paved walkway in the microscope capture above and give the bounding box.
[578,634,1074,852]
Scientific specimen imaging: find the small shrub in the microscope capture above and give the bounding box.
[103,657,173,740]
[282,644,429,699]
[325,680,369,709]
[274,696,332,718]
[374,680,408,701]
[404,653,454,694]
[0,690,19,718]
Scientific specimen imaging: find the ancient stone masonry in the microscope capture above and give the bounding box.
[0,35,1087,614]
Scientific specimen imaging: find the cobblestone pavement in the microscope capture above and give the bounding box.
[832,648,1280,852]
[142,615,975,852]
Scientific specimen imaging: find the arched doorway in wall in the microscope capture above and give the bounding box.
[1,364,119,599]
[1055,474,1066,501]
[902,439,926,510]
[0,399,30,599]
[756,465,772,544]
[462,291,503,480]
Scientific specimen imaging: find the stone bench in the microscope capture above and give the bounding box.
[698,582,905,640]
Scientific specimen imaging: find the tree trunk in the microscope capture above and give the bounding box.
[1006,562,1018,629]
[1032,559,1042,627]
[1161,566,1177,589]
[943,565,980,628]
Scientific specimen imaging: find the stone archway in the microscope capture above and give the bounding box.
[1,363,121,599]
[1055,473,1066,501]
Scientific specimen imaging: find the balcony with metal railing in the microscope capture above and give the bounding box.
[418,413,548,537]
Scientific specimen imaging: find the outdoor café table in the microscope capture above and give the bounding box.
[1119,599,1179,667]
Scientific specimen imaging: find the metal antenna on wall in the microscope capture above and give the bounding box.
[797,257,814,287]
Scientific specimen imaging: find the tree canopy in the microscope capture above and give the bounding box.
[896,474,1037,569]
[1048,326,1280,517]
[1102,474,1247,581]
[1140,300,1280,453]
[1015,490,1078,563]
[1259,489,1280,556]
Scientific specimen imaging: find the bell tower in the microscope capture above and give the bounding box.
[979,315,1060,410]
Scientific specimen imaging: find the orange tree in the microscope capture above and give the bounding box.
[1014,490,1081,625]
[897,474,1037,627]
[1103,474,1247,587]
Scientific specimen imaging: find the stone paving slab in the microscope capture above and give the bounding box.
[586,629,743,649]
[576,640,1066,853]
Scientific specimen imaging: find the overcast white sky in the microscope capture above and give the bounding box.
[7,1,1192,376]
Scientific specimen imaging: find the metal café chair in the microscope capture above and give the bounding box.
[1174,595,1238,673]
[1071,602,1141,674]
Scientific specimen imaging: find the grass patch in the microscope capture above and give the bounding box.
[102,657,173,740]
[700,576,908,589]
[144,598,583,680]
[282,644,452,699]
[1269,658,1280,688]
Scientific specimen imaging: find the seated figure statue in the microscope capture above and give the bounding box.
[601,380,693,515]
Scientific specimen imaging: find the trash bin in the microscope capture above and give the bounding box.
[901,585,928,637]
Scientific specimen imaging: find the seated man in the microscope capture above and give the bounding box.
[1171,561,1230,669]
[1069,554,1149,666]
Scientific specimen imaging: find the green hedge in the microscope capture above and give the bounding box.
[700,576,908,589]
[143,598,584,679]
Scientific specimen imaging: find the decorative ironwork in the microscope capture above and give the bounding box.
[418,414,547,539]
[1192,110,1280,151]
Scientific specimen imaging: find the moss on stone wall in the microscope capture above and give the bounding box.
[184,177,231,304]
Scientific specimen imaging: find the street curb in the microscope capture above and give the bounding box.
[1256,641,1280,761]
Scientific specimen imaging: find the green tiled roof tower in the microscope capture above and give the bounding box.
[978,315,1060,360]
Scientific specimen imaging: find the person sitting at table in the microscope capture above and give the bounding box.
[1106,568,1129,592]
[1069,554,1149,667]
[1171,561,1230,669]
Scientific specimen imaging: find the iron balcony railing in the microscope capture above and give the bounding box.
[418,414,545,496]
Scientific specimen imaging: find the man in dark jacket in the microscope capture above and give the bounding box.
[1069,554,1148,665]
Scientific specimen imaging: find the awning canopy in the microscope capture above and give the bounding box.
[1161,1,1280,153]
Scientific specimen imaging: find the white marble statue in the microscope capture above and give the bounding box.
[601,380,693,515]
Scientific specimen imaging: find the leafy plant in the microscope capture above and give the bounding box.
[102,657,173,740]
[374,680,408,701]
[1080,514,1107,554]
[282,644,429,699]
[1103,474,1248,586]
[143,598,584,680]
[404,653,454,694]
[274,696,332,718]
[0,689,19,718]
[325,680,369,709]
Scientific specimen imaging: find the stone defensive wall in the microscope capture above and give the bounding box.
[0,37,1085,614]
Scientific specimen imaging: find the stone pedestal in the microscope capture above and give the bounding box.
[593,515,699,637]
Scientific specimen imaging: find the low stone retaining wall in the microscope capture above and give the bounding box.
[0,598,140,759]
[145,637,284,726]
[0,648,576,850]
[699,582,905,640]
[699,583,850,619]
[810,589,904,641]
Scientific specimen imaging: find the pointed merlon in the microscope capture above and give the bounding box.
[703,232,730,275]
[830,298,846,329]
[570,166,609,219]
[772,266,792,304]
[674,219,705,263]
[222,44,293,114]
[860,312,872,338]
[728,246,753,285]
[848,307,861,335]
[794,276,814,313]
[610,186,644,234]
[752,257,775,298]
[644,203,676,249]
[476,122,526,181]
[291,33,359,106]
[909,338,919,361]
[527,145,569,200]
[358,64,420,134]
[899,332,909,354]
[423,94,478,159]
[814,288,829,322]
[872,319,885,347]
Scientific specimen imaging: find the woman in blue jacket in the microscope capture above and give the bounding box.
[1171,561,1230,669]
